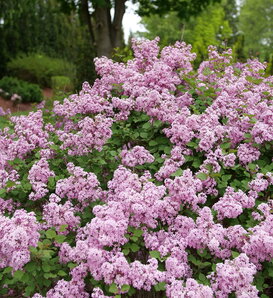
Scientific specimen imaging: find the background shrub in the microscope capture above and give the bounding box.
[0,76,43,103]
[51,76,73,94]
[7,54,76,88]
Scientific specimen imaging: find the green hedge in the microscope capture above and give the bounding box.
[0,76,43,103]
[7,54,76,88]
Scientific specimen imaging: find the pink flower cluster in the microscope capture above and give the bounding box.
[213,187,255,220]
[33,264,89,298]
[57,115,113,155]
[209,254,258,298]
[0,209,39,270]
[165,169,206,209]
[155,146,185,180]
[166,278,213,298]
[42,194,80,233]
[121,145,154,167]
[55,162,101,207]
[28,158,55,200]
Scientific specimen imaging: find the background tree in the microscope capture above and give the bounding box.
[137,0,233,65]
[0,0,96,87]
[58,0,221,57]
[137,12,183,46]
[189,1,232,64]
[239,0,273,60]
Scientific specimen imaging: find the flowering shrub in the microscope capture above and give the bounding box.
[0,38,272,297]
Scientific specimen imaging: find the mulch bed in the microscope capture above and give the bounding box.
[0,88,53,114]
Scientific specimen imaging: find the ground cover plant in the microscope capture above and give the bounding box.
[0,38,272,297]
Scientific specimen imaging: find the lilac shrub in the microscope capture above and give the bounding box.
[0,38,272,297]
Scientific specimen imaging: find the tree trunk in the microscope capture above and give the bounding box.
[80,0,95,47]
[93,1,112,57]
[80,0,127,58]
[111,0,127,48]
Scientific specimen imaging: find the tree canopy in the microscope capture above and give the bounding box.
[56,0,221,57]
[239,0,273,59]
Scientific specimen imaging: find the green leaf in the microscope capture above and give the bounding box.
[13,270,24,280]
[187,141,198,148]
[122,248,130,256]
[142,122,151,130]
[130,236,138,242]
[149,140,158,146]
[198,273,207,282]
[48,176,55,189]
[59,224,68,232]
[171,168,183,177]
[192,159,202,168]
[130,243,139,252]
[149,250,161,259]
[121,284,130,292]
[58,270,67,277]
[140,132,148,138]
[55,235,66,243]
[22,182,32,191]
[244,133,252,139]
[45,229,56,239]
[248,163,256,170]
[109,283,118,294]
[41,249,53,260]
[3,267,12,274]
[220,142,231,149]
[188,255,200,266]
[25,262,36,273]
[231,251,240,258]
[196,173,208,181]
[5,180,16,188]
[154,282,166,291]
[68,263,77,269]
[199,262,211,269]
[133,229,143,237]
[197,249,207,258]
[42,263,51,272]
[222,174,232,182]
[25,285,35,296]
[44,272,57,279]
[268,267,273,277]
[42,239,51,246]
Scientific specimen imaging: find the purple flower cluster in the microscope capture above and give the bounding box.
[0,210,39,270]
[209,254,258,297]
[55,162,101,207]
[121,145,154,167]
[28,158,55,200]
[57,115,113,156]
[42,194,80,233]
